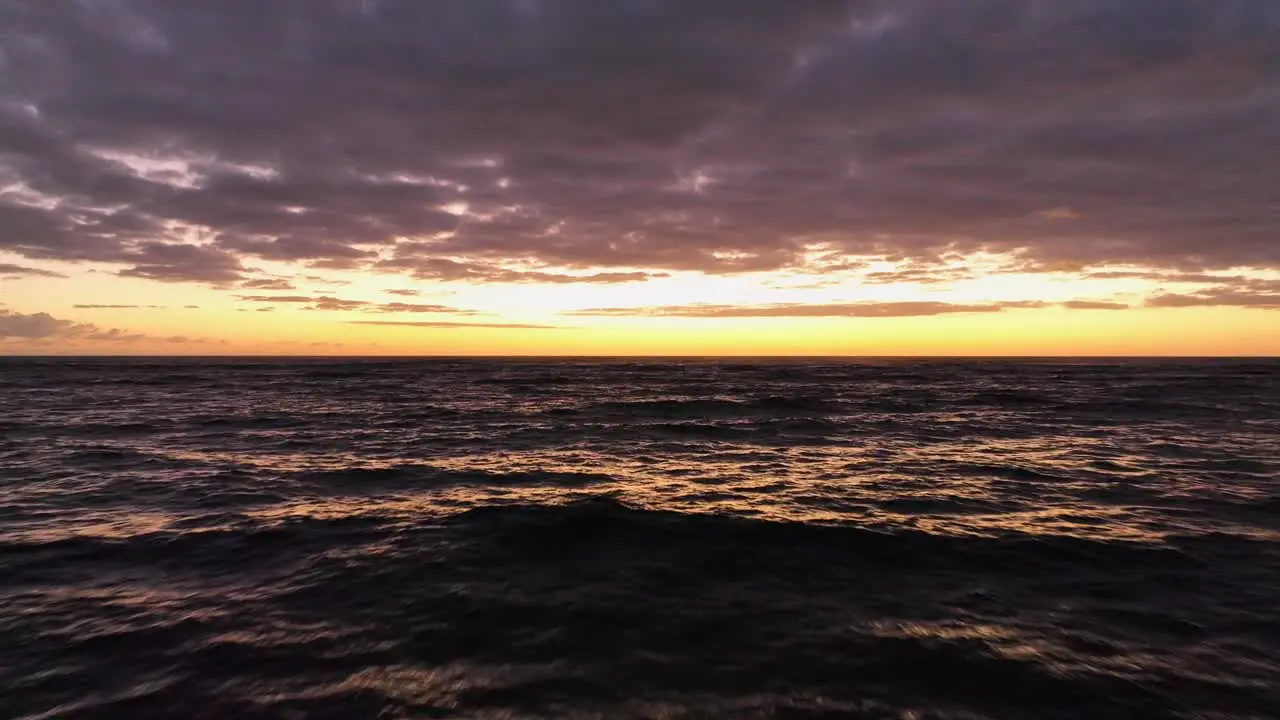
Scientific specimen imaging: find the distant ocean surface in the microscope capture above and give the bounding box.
[1,358,1278,719]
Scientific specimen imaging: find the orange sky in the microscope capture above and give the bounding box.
[3,252,1277,356]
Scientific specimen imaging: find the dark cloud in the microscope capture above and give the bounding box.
[349,320,559,330]
[386,289,421,296]
[565,301,1047,318]
[115,243,246,284]
[0,0,1276,289]
[0,263,67,279]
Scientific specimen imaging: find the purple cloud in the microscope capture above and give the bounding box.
[0,0,1275,290]
[0,263,67,279]
[0,309,194,343]
[1145,288,1280,309]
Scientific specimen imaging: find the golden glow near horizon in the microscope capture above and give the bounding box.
[2,249,1277,356]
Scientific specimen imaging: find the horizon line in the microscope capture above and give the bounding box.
[2,354,1277,360]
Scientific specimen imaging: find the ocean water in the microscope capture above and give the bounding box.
[1,358,1277,719]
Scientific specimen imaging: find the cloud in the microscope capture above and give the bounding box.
[234,294,368,311]
[565,301,1047,318]
[349,320,558,330]
[1086,271,1253,284]
[236,294,340,304]
[386,289,421,296]
[375,256,668,284]
[373,302,474,314]
[1061,300,1130,310]
[0,263,67,279]
[1,0,1274,291]
[235,294,474,313]
[860,267,976,285]
[237,294,371,311]
[0,311,88,340]
[1145,287,1280,309]
[303,275,351,285]
[115,243,246,284]
[80,327,149,342]
[240,277,296,290]
[1035,208,1082,221]
[72,304,164,309]
[0,308,185,343]
[570,298,1145,315]
[307,297,373,311]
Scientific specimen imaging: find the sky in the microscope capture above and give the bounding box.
[1,0,1278,356]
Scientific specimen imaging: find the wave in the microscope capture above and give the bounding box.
[649,422,757,440]
[61,422,164,437]
[951,462,1074,483]
[575,395,848,420]
[588,398,754,418]
[449,498,1196,573]
[294,465,615,490]
[5,495,1274,719]
[4,359,1278,719]
[480,374,577,387]
[750,395,846,413]
[65,447,164,465]
[192,415,310,430]
[958,389,1058,407]
[3,497,1208,582]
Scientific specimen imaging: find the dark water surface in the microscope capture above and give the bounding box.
[2,358,1278,719]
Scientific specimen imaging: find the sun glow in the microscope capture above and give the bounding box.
[3,247,1276,356]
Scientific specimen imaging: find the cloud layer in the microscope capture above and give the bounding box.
[0,263,67,279]
[233,294,480,314]
[567,300,1053,318]
[0,0,1275,291]
[0,309,192,344]
[349,320,558,330]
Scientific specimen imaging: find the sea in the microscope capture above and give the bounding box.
[1,358,1277,719]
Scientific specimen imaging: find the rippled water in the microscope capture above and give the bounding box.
[1,358,1278,719]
